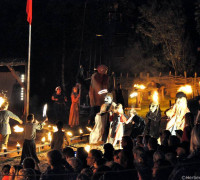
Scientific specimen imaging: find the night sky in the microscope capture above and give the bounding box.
[0,0,199,112]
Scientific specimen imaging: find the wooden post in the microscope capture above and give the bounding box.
[184,71,187,84]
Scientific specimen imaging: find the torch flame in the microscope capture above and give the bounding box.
[79,129,83,134]
[16,142,20,147]
[53,126,58,132]
[152,91,159,104]
[84,145,90,153]
[67,131,73,136]
[43,104,48,117]
[130,92,138,98]
[0,97,5,107]
[86,127,92,132]
[134,84,146,90]
[48,132,52,142]
[178,85,192,94]
[14,125,24,133]
[41,137,46,143]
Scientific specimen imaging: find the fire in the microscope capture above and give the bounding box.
[43,104,48,117]
[0,97,5,107]
[67,131,73,136]
[48,125,51,128]
[134,84,146,90]
[86,127,92,132]
[178,85,192,94]
[79,129,83,134]
[152,91,159,104]
[14,125,24,132]
[84,145,90,153]
[16,142,20,147]
[130,92,138,98]
[53,126,58,132]
[41,137,46,143]
[48,132,52,142]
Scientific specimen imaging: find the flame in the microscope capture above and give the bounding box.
[130,92,138,98]
[79,129,83,134]
[178,85,192,94]
[84,145,90,153]
[0,97,5,107]
[43,104,48,117]
[53,126,58,132]
[48,132,52,142]
[41,137,46,143]
[86,127,92,132]
[134,84,146,90]
[14,125,24,132]
[16,142,20,147]
[67,131,73,136]
[98,89,108,95]
[48,125,51,128]
[152,91,159,104]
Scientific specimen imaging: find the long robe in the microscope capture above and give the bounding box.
[69,93,80,126]
[89,112,108,144]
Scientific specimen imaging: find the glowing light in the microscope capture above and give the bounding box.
[16,142,20,148]
[41,137,46,143]
[134,84,146,90]
[48,125,51,128]
[84,145,90,153]
[79,129,83,134]
[0,97,5,107]
[21,74,25,101]
[98,89,108,95]
[43,104,48,117]
[86,127,92,132]
[178,85,192,94]
[130,92,138,98]
[67,131,73,137]
[53,126,58,132]
[13,125,24,133]
[152,91,159,104]
[48,132,52,142]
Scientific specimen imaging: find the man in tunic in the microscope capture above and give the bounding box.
[0,101,23,151]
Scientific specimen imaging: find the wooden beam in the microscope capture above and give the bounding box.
[0,62,26,66]
[6,65,25,89]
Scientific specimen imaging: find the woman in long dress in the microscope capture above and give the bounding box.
[89,104,108,144]
[69,86,80,127]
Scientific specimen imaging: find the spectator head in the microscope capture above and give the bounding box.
[168,135,180,147]
[153,151,165,163]
[185,112,194,127]
[47,150,63,168]
[93,158,106,174]
[67,157,82,172]
[161,130,171,146]
[165,153,177,166]
[2,164,11,176]
[56,121,64,130]
[103,143,114,161]
[148,137,158,150]
[175,130,183,140]
[17,168,36,180]
[76,174,90,180]
[136,135,143,146]
[119,149,134,169]
[190,124,200,153]
[121,136,133,151]
[10,165,23,177]
[176,141,190,158]
[77,147,88,160]
[63,147,75,160]
[27,114,34,122]
[133,146,147,165]
[1,101,9,110]
[23,157,35,169]
[143,135,151,146]
[129,108,137,116]
[87,149,102,167]
[113,149,121,164]
[80,168,93,178]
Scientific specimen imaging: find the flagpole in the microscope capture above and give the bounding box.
[26,24,31,118]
